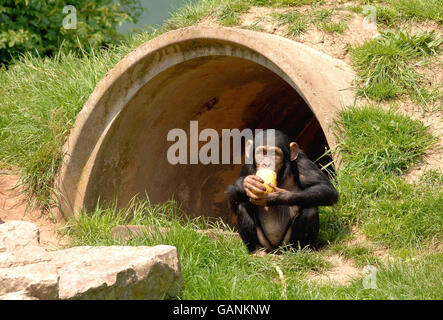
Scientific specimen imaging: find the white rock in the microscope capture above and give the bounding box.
[0,221,183,300]
[0,261,59,299]
[0,290,38,300]
[0,221,40,252]
[50,245,183,300]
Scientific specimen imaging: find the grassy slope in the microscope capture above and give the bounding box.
[1,0,442,299]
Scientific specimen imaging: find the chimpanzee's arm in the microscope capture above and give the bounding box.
[266,151,338,207]
[227,176,248,209]
[227,164,256,209]
[227,171,263,253]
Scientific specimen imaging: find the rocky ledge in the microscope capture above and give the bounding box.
[0,221,183,300]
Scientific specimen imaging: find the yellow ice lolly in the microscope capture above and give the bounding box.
[256,168,277,194]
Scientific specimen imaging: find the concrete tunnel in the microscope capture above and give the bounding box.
[56,26,356,224]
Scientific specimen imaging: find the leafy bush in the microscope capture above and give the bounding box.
[0,0,142,66]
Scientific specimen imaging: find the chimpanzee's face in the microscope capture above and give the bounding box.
[254,145,284,173]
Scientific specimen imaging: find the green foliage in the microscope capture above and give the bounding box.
[354,1,442,26]
[162,0,328,31]
[351,30,442,101]
[0,0,142,66]
[363,180,442,248]
[358,0,381,4]
[311,8,347,34]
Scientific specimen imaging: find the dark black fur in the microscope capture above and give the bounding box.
[227,130,338,253]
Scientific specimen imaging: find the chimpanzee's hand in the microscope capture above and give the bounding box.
[243,175,267,204]
[249,184,289,206]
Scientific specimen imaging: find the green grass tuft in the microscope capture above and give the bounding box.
[248,0,324,7]
[163,0,213,30]
[216,1,250,26]
[272,10,309,36]
[330,106,441,249]
[330,243,380,267]
[334,105,435,175]
[375,5,400,27]
[387,0,443,24]
[348,6,363,14]
[312,8,332,23]
[319,21,348,34]
[351,30,442,102]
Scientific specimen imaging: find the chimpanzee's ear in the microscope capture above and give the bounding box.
[290,142,300,161]
[245,139,254,163]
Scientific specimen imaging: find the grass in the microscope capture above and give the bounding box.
[162,0,214,30]
[65,189,442,299]
[374,5,400,27]
[319,21,348,34]
[241,15,267,32]
[333,105,435,175]
[348,1,443,28]
[386,0,443,25]
[272,10,309,36]
[330,106,441,249]
[348,6,362,14]
[352,1,443,26]
[66,197,332,300]
[312,8,332,23]
[162,0,251,29]
[350,30,442,102]
[248,0,325,7]
[311,8,348,34]
[216,2,250,26]
[163,0,328,31]
[272,7,349,36]
[331,169,443,249]
[330,243,380,268]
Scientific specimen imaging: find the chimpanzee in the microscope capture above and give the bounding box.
[227,130,338,255]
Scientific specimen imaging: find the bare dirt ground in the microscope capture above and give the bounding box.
[306,254,362,285]
[0,170,69,250]
[307,226,392,285]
